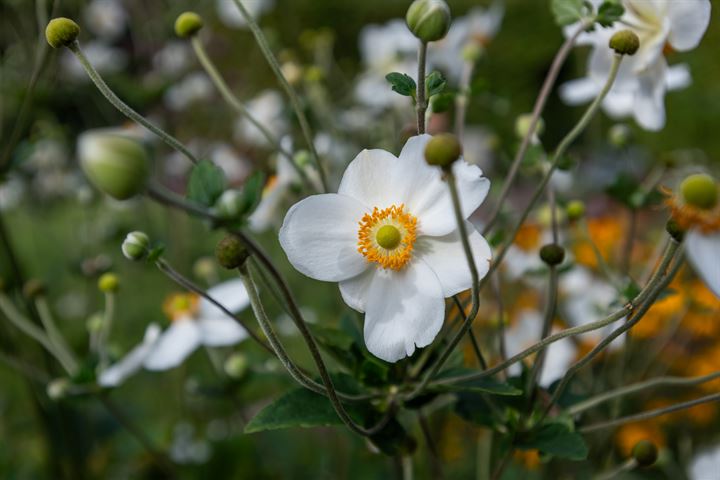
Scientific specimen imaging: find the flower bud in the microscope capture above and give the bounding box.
[680,173,718,210]
[122,231,150,261]
[424,133,462,169]
[86,313,104,334]
[23,279,46,299]
[539,244,565,266]
[78,129,150,200]
[98,273,119,293]
[515,114,544,140]
[462,42,484,63]
[566,200,586,222]
[47,378,71,400]
[174,12,203,39]
[224,352,249,379]
[215,189,245,220]
[215,234,249,269]
[609,30,640,56]
[405,0,451,43]
[665,218,685,242]
[45,17,80,49]
[632,439,658,467]
[608,124,632,148]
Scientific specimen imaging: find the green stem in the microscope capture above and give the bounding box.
[524,265,558,403]
[416,41,428,134]
[97,292,114,370]
[35,297,79,373]
[594,459,638,480]
[454,59,475,138]
[231,0,329,192]
[67,41,198,165]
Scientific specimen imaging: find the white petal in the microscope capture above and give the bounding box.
[539,334,577,388]
[686,230,720,299]
[337,148,407,208]
[666,63,692,91]
[363,259,445,362]
[200,278,249,317]
[279,193,369,282]
[559,77,599,106]
[143,319,201,371]
[339,268,376,312]
[667,0,712,51]
[198,317,248,346]
[416,222,492,297]
[689,445,720,480]
[633,61,667,131]
[98,324,161,387]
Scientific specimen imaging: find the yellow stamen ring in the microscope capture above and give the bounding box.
[357,204,417,270]
[162,292,200,322]
[663,186,720,234]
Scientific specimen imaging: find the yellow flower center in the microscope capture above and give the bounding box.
[357,204,417,270]
[663,186,720,234]
[162,292,200,322]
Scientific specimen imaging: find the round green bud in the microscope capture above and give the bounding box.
[294,150,313,168]
[224,353,249,379]
[215,189,245,220]
[215,235,249,269]
[539,244,565,266]
[23,279,46,299]
[45,17,80,49]
[609,30,640,56]
[86,312,104,334]
[566,200,586,222]
[406,0,451,43]
[462,42,484,62]
[665,218,685,243]
[98,273,119,293]
[174,12,203,38]
[680,173,718,210]
[78,129,150,200]
[424,133,462,168]
[632,439,658,467]
[608,124,632,148]
[515,114,544,140]
[47,378,71,401]
[121,231,150,261]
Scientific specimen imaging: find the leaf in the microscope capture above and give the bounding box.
[432,368,522,396]
[146,243,165,263]
[596,1,624,27]
[516,423,588,460]
[425,71,447,97]
[430,92,455,113]
[187,160,227,207]
[605,172,640,207]
[307,324,355,350]
[551,0,590,26]
[385,72,417,98]
[240,171,266,216]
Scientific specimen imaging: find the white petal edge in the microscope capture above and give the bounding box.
[143,319,202,371]
[667,0,712,52]
[200,278,250,317]
[339,268,376,313]
[686,230,720,299]
[198,316,248,346]
[98,323,161,387]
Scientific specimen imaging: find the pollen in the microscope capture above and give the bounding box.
[162,292,200,322]
[663,186,720,234]
[357,204,417,270]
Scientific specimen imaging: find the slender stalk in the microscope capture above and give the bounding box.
[35,297,79,373]
[190,36,315,191]
[454,59,474,138]
[594,459,638,480]
[482,21,591,234]
[491,274,507,365]
[580,392,720,434]
[524,266,559,402]
[418,411,443,479]
[468,330,488,370]
[97,292,114,370]
[416,41,428,134]
[231,0,329,192]
[67,41,198,165]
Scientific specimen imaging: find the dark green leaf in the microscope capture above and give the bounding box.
[517,422,588,460]
[307,324,355,350]
[385,72,417,98]
[430,92,455,113]
[187,160,227,207]
[146,244,165,263]
[240,171,266,216]
[605,172,640,207]
[551,0,590,26]
[433,368,522,396]
[597,1,624,27]
[425,71,447,97]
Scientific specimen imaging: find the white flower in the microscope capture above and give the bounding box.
[164,72,214,111]
[98,279,250,386]
[61,41,128,81]
[248,155,299,232]
[279,134,492,362]
[689,444,720,480]
[686,230,720,299]
[84,0,127,41]
[233,90,288,146]
[153,41,192,76]
[561,0,711,131]
[216,0,274,29]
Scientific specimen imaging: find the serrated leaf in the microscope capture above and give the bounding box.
[597,1,624,27]
[240,171,266,216]
[425,71,447,97]
[187,160,227,207]
[385,72,417,98]
[516,423,588,460]
[551,0,589,26]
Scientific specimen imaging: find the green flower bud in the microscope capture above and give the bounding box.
[215,189,245,220]
[566,200,586,222]
[680,173,718,210]
[424,133,462,169]
[78,129,150,200]
[23,279,46,299]
[406,0,451,43]
[174,12,203,39]
[216,235,249,269]
[539,244,565,266]
[294,150,313,168]
[632,439,658,467]
[45,17,80,49]
[86,313,104,334]
[98,273,119,293]
[609,30,640,56]
[47,378,71,401]
[608,124,632,147]
[665,218,685,243]
[122,231,150,261]
[515,114,544,140]
[224,352,249,379]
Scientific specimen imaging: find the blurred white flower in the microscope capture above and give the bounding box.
[153,41,192,76]
[0,175,25,211]
[164,72,214,111]
[61,41,128,80]
[279,134,492,362]
[216,0,274,29]
[689,444,720,480]
[84,0,127,41]
[209,143,252,184]
[234,90,288,147]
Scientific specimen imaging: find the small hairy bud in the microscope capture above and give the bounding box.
[406,0,451,43]
[216,235,249,269]
[566,200,586,222]
[632,439,659,467]
[424,133,462,168]
[45,17,80,48]
[608,124,632,147]
[680,173,718,210]
[515,114,544,140]
[122,231,150,261]
[23,279,46,299]
[98,273,119,293]
[174,12,203,38]
[609,30,640,56]
[665,218,685,243]
[539,244,565,266]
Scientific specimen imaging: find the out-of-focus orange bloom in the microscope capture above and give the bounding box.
[615,421,665,457]
[573,217,625,269]
[514,223,542,252]
[514,449,541,470]
[633,289,686,339]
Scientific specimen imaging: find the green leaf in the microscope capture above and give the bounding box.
[430,92,455,113]
[307,324,355,350]
[516,423,588,460]
[385,72,417,98]
[605,172,640,207]
[187,160,227,207]
[425,71,447,97]
[597,1,624,27]
[146,243,165,263]
[240,171,266,216]
[433,368,523,396]
[551,0,590,26]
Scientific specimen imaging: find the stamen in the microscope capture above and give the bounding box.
[162,292,200,322]
[357,204,417,270]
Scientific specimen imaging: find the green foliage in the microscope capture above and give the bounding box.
[240,171,266,216]
[550,0,592,26]
[430,91,455,113]
[385,72,417,99]
[605,173,663,209]
[516,422,589,460]
[186,160,227,207]
[596,1,624,27]
[425,70,447,97]
[432,368,523,396]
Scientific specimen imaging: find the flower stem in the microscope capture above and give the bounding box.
[454,59,475,138]
[231,0,329,192]
[35,296,79,373]
[594,459,638,480]
[97,292,114,370]
[524,265,558,403]
[416,41,428,134]
[67,41,198,165]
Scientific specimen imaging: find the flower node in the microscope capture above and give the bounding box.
[358,204,417,270]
